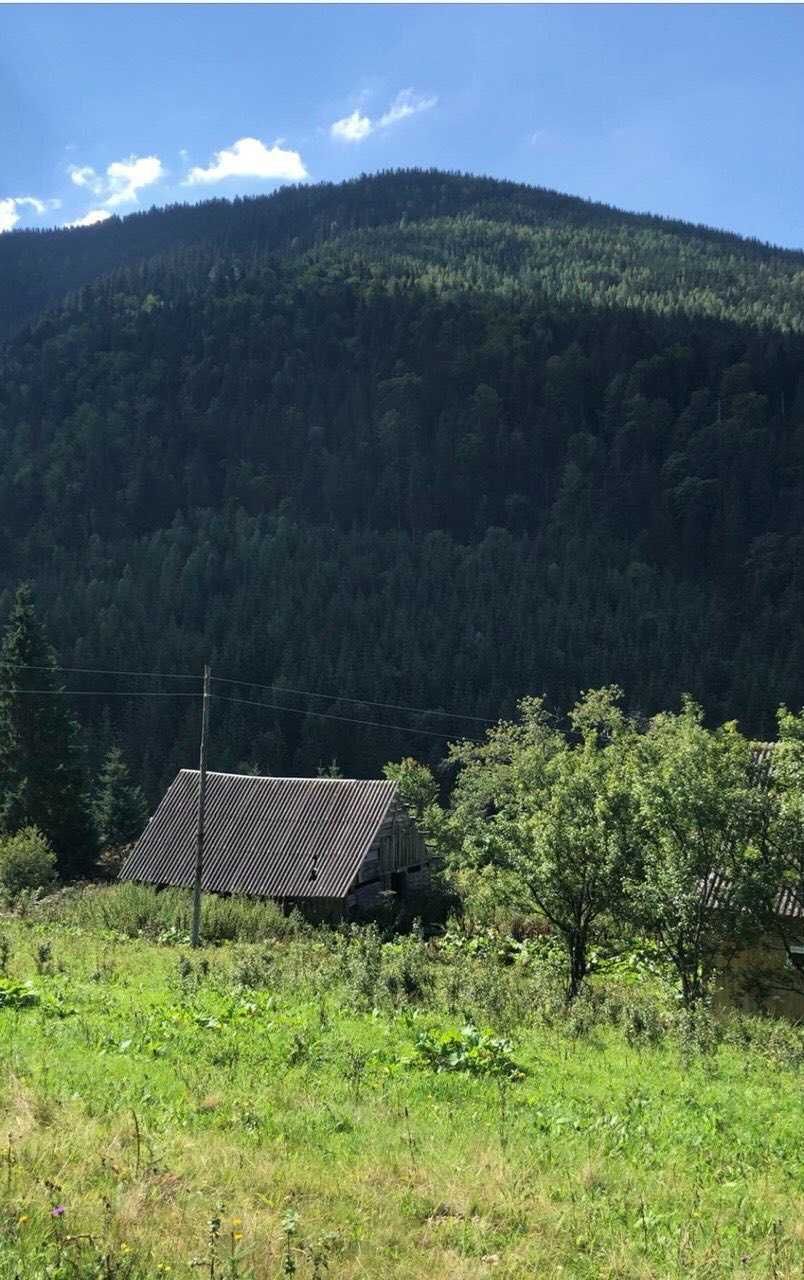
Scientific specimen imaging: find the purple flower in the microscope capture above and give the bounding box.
[51,1205,65,1218]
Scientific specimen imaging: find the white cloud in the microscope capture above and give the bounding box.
[184,136,307,186]
[0,194,54,233]
[378,89,437,129]
[0,199,20,234]
[70,165,103,193]
[66,208,112,229]
[105,155,164,207]
[330,110,373,143]
[69,155,165,207]
[330,89,437,143]
[14,195,47,215]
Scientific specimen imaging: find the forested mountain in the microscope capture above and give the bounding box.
[1,169,802,800]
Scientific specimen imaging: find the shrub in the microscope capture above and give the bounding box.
[449,864,537,933]
[339,924,384,1008]
[382,934,432,1005]
[562,988,605,1040]
[671,1000,722,1059]
[436,933,566,1032]
[0,977,40,1009]
[721,1010,804,1071]
[198,893,305,944]
[230,943,277,989]
[592,982,670,1046]
[414,1023,524,1079]
[0,827,57,901]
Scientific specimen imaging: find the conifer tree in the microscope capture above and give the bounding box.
[93,746,148,853]
[0,584,96,878]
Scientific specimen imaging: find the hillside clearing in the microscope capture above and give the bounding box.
[0,903,802,1279]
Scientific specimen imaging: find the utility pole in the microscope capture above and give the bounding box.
[190,663,211,948]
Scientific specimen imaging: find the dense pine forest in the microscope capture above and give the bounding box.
[1,169,803,800]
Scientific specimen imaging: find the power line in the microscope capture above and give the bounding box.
[211,674,496,724]
[15,663,199,681]
[0,688,201,699]
[14,661,497,725]
[211,692,458,740]
[0,686,470,740]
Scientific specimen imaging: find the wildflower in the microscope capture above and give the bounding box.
[233,1232,243,1242]
[120,1243,131,1254]
[17,1215,29,1225]
[51,1205,65,1218]
[232,1219,242,1228]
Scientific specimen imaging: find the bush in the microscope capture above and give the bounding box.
[339,924,384,1008]
[448,864,538,932]
[590,982,670,1046]
[720,1010,804,1070]
[0,977,40,1009]
[382,934,432,1005]
[230,943,277,989]
[414,1023,524,1079]
[671,1001,722,1059]
[0,827,57,901]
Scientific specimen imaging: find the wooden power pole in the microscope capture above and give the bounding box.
[190,663,211,948]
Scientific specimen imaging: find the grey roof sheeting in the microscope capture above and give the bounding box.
[705,871,804,921]
[120,770,399,899]
[751,743,803,918]
[776,884,803,920]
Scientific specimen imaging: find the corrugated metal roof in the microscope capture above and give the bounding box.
[751,742,776,781]
[752,742,776,770]
[776,884,803,920]
[120,771,399,899]
[751,743,803,918]
[705,871,804,921]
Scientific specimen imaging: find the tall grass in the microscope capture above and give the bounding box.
[35,882,309,944]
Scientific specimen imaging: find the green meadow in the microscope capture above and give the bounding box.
[0,887,802,1280]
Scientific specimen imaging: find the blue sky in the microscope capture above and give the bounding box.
[2,4,803,247]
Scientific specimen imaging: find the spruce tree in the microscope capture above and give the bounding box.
[93,746,148,852]
[0,584,96,878]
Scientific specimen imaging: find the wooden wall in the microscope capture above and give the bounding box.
[715,934,804,1021]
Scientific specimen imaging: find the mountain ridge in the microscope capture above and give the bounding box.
[3,167,803,342]
[1,168,802,797]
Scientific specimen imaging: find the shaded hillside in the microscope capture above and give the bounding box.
[0,170,802,796]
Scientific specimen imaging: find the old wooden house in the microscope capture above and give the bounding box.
[119,769,433,917]
[718,882,804,1021]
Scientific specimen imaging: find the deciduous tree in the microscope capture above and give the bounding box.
[442,689,641,999]
[625,700,775,1006]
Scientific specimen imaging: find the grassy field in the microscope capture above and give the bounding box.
[0,887,802,1280]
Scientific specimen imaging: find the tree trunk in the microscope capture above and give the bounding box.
[565,931,587,1003]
